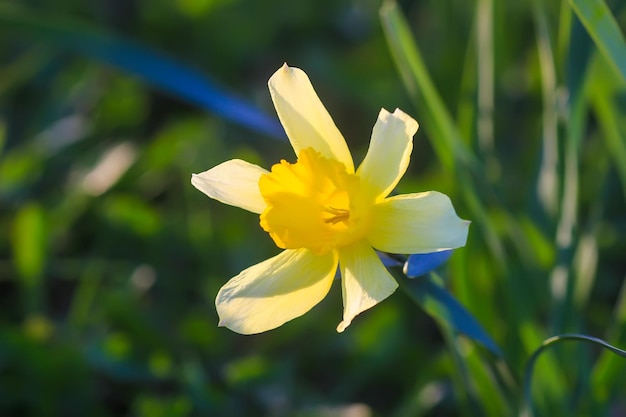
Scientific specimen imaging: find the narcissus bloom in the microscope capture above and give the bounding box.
[192,64,469,334]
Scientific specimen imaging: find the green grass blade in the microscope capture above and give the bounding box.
[0,4,284,139]
[399,273,503,357]
[523,334,626,417]
[557,0,573,77]
[569,0,626,82]
[520,325,569,416]
[549,15,592,333]
[534,0,560,218]
[380,0,478,172]
[549,96,584,333]
[591,277,626,402]
[463,343,512,417]
[380,0,506,268]
[11,203,47,313]
[589,55,626,198]
[475,0,497,177]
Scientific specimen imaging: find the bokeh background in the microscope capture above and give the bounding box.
[2,0,626,416]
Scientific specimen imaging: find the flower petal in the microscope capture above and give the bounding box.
[368,192,470,254]
[216,248,338,334]
[268,64,354,172]
[191,159,268,214]
[336,240,398,332]
[356,108,418,200]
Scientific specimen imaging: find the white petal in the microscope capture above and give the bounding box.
[336,240,398,332]
[357,108,418,200]
[268,64,354,172]
[367,192,470,254]
[191,159,268,214]
[216,249,338,334]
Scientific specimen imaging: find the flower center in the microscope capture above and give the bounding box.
[259,148,370,254]
[323,207,350,225]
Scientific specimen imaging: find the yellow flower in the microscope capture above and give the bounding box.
[191,64,469,334]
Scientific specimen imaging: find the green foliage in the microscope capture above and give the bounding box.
[1,0,626,416]
[11,203,47,286]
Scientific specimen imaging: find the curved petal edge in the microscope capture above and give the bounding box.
[357,108,418,200]
[191,159,268,214]
[337,241,398,332]
[268,63,354,172]
[216,249,338,334]
[368,192,470,254]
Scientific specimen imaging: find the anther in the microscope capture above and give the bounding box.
[323,207,350,225]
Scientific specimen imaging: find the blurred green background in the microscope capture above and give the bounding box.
[2,0,626,416]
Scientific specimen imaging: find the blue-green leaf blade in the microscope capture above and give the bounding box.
[402,274,503,357]
[0,4,285,139]
[569,0,626,83]
[404,250,453,278]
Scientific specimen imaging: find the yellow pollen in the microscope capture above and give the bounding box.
[258,148,370,254]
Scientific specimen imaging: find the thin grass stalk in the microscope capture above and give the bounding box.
[533,0,560,218]
[522,334,626,417]
[476,0,498,180]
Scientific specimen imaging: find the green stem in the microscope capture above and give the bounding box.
[521,334,626,417]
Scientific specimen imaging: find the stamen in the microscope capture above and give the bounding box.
[323,207,350,225]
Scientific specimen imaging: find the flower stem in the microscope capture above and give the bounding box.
[521,333,626,417]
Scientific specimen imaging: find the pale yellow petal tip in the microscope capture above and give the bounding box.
[190,173,205,189]
[457,220,471,248]
[336,319,351,333]
[270,63,303,86]
[393,108,420,135]
[378,108,419,137]
[275,62,290,78]
[217,319,250,334]
[190,173,208,194]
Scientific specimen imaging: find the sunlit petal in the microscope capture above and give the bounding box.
[368,192,470,254]
[357,108,419,200]
[191,159,268,214]
[336,240,398,332]
[216,248,338,334]
[268,64,354,172]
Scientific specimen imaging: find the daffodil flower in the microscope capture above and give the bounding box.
[192,64,469,334]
